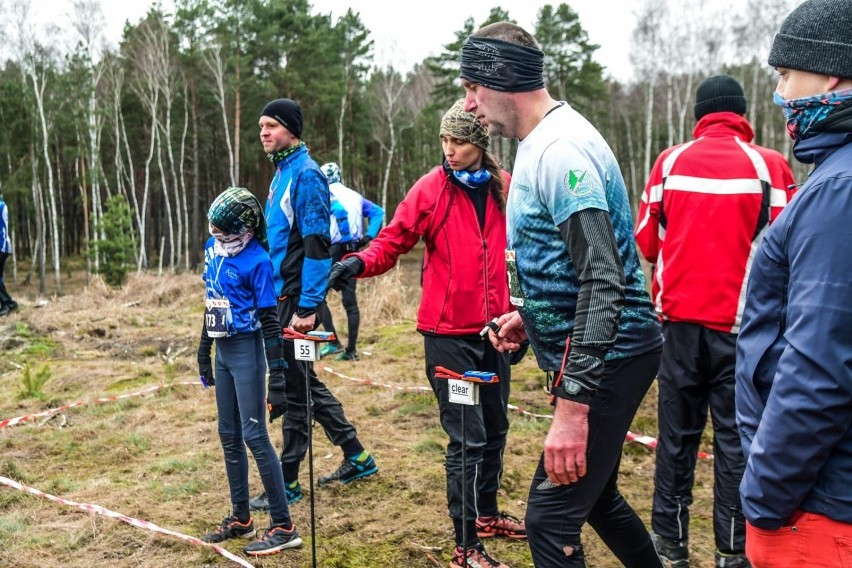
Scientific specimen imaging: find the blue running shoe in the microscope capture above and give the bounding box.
[285,480,303,504]
[317,452,378,486]
[319,343,345,359]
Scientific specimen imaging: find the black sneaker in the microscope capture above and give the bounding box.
[651,532,689,568]
[243,523,303,556]
[318,452,378,486]
[249,482,303,512]
[716,551,750,568]
[249,491,269,512]
[201,515,255,543]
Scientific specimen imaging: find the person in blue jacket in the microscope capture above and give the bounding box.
[735,1,852,566]
[196,187,301,556]
[0,186,18,316]
[250,99,377,513]
[316,162,384,361]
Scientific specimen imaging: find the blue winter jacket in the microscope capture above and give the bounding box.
[736,131,852,529]
[264,144,331,313]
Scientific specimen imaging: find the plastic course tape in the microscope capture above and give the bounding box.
[321,366,713,460]
[0,474,255,568]
[2,374,710,459]
[0,381,199,429]
[0,380,257,567]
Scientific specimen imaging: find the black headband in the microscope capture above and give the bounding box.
[460,36,545,93]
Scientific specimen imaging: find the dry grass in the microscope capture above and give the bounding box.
[0,254,719,567]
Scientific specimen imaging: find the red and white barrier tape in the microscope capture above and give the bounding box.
[321,366,713,459]
[0,474,255,568]
[0,381,199,430]
[321,366,432,393]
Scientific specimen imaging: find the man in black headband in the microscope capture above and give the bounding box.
[466,22,664,567]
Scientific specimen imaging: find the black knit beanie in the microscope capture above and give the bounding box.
[768,0,852,79]
[694,75,747,120]
[261,98,303,138]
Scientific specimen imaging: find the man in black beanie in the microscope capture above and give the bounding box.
[736,1,852,567]
[635,74,795,568]
[250,98,378,534]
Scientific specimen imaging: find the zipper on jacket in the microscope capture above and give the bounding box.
[482,238,490,323]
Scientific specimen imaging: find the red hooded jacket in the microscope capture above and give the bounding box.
[351,166,510,335]
[634,112,796,333]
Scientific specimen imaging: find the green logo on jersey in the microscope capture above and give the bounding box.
[565,169,592,196]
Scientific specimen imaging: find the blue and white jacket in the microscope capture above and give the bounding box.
[0,197,11,254]
[736,130,852,529]
[328,182,384,245]
[264,144,331,314]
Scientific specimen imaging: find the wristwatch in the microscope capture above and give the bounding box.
[554,377,594,405]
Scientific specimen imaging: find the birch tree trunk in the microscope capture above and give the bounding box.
[643,77,656,183]
[179,82,190,271]
[27,146,46,295]
[233,49,241,186]
[189,79,201,266]
[204,45,236,187]
[29,64,61,295]
[155,125,176,269]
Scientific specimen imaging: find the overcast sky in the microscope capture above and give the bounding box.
[32,0,637,80]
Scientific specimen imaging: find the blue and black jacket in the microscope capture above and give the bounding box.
[264,144,331,316]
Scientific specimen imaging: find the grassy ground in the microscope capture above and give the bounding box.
[0,254,719,567]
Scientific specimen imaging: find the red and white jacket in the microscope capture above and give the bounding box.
[634,112,796,333]
[351,165,511,336]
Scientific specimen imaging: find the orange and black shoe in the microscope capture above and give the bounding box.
[243,523,303,556]
[476,511,527,540]
[201,515,255,543]
[450,543,509,568]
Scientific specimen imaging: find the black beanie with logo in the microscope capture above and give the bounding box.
[261,98,303,138]
[694,75,747,121]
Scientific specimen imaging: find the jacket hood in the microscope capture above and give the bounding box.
[793,131,852,165]
[693,112,754,142]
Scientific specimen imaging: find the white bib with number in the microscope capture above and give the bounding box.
[205,298,230,337]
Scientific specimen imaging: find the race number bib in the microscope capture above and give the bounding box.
[505,249,524,307]
[204,298,230,337]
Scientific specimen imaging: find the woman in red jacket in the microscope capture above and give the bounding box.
[329,99,523,568]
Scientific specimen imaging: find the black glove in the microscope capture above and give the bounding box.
[328,256,365,291]
[267,387,286,423]
[356,236,373,251]
[198,358,215,387]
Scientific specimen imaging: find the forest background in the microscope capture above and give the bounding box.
[0,0,803,293]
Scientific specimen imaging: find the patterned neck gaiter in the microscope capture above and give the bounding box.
[452,167,492,188]
[774,88,852,140]
[268,142,305,164]
[210,224,254,258]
